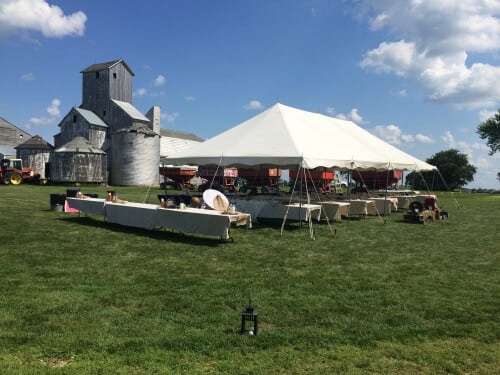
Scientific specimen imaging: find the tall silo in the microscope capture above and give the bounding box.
[50,137,107,183]
[110,124,160,186]
[15,135,53,179]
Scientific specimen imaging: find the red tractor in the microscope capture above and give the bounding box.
[1,158,40,185]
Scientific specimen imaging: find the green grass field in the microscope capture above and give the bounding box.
[0,185,498,374]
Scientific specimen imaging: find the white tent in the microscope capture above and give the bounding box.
[164,103,436,172]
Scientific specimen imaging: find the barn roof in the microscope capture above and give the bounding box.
[80,59,134,76]
[74,107,108,127]
[160,129,204,142]
[15,135,53,150]
[0,116,31,147]
[112,99,150,122]
[55,136,106,154]
[114,123,158,136]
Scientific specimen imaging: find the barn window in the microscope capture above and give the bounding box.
[73,115,77,123]
[95,71,99,79]
[103,110,106,117]
[113,73,117,79]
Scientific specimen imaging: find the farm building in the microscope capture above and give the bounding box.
[0,116,31,158]
[54,107,108,150]
[2,59,203,185]
[15,135,54,180]
[49,137,107,183]
[52,59,166,185]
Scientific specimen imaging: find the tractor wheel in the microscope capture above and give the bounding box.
[7,172,23,185]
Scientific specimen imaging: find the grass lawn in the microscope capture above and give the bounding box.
[0,185,498,374]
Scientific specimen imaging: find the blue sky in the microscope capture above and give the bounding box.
[0,0,499,188]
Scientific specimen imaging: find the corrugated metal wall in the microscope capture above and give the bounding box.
[17,149,50,179]
[110,130,160,186]
[49,152,107,183]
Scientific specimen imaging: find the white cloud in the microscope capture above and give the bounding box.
[358,0,500,110]
[154,74,165,87]
[133,88,147,97]
[415,133,434,144]
[372,124,402,144]
[160,112,179,123]
[0,0,87,37]
[185,96,197,102]
[372,124,434,145]
[332,108,368,125]
[441,130,473,156]
[46,98,60,116]
[348,108,366,125]
[325,106,335,115]
[361,40,417,77]
[21,72,35,81]
[27,97,61,128]
[244,100,264,110]
[478,109,497,122]
[472,142,490,152]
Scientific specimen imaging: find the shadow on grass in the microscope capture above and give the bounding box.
[56,215,231,246]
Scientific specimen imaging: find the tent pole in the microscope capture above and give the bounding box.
[383,168,390,220]
[299,166,304,227]
[347,169,352,224]
[162,162,168,197]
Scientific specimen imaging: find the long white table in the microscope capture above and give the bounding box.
[345,199,376,216]
[319,201,350,221]
[156,207,251,239]
[66,197,106,216]
[66,197,251,239]
[106,201,159,230]
[370,197,398,215]
[232,199,321,222]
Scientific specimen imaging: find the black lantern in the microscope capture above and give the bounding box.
[240,303,258,335]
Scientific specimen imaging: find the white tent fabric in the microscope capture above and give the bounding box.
[164,103,436,171]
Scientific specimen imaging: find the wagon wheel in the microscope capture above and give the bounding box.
[7,172,23,185]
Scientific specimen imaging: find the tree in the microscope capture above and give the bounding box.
[405,149,476,191]
[477,110,500,155]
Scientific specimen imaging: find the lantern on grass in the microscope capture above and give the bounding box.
[240,302,258,335]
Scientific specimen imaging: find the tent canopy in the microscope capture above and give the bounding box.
[164,103,436,171]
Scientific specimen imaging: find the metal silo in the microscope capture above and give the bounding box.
[110,124,160,186]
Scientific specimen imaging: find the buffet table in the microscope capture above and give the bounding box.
[231,199,321,222]
[347,199,377,216]
[319,201,350,221]
[370,197,398,215]
[66,198,251,239]
[106,201,159,230]
[156,207,251,239]
[66,197,106,216]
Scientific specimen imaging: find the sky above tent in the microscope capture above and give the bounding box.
[0,0,499,188]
